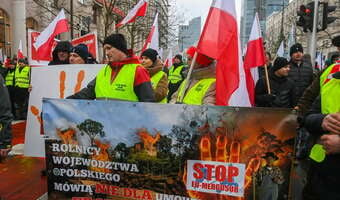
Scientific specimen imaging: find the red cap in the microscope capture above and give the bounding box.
[186,46,213,67]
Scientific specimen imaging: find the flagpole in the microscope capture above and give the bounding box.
[177,52,198,103]
[253,172,256,200]
[264,64,271,94]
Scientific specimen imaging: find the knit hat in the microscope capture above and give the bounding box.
[103,33,128,55]
[186,46,213,67]
[174,54,183,62]
[272,57,289,72]
[332,35,340,47]
[290,43,303,56]
[71,44,89,62]
[141,48,158,63]
[54,41,72,53]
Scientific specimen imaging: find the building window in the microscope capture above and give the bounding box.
[26,17,39,30]
[0,8,11,56]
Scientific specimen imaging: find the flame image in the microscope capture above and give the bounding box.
[56,128,78,145]
[91,139,111,173]
[137,129,161,156]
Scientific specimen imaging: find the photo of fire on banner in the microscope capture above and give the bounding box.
[42,99,297,200]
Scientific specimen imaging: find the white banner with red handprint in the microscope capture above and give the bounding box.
[42,99,299,200]
[24,64,103,157]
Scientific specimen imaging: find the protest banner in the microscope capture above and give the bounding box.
[43,99,298,199]
[24,65,103,157]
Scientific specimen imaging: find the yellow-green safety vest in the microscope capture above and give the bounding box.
[177,78,216,105]
[168,65,184,84]
[95,64,139,101]
[5,70,15,86]
[14,66,30,88]
[151,70,167,103]
[309,63,340,163]
[320,63,340,114]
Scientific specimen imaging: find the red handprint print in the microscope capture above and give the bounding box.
[30,70,86,129]
[183,127,261,200]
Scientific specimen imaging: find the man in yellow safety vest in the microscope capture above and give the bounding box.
[303,59,340,199]
[68,33,155,102]
[13,59,30,120]
[170,46,216,105]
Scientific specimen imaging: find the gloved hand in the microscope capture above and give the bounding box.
[263,94,276,103]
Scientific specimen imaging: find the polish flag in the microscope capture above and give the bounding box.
[164,49,173,68]
[196,0,250,106]
[17,40,24,59]
[244,13,266,105]
[33,9,69,60]
[276,41,284,57]
[116,0,148,28]
[141,13,159,53]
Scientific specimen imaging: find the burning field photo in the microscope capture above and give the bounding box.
[43,99,297,200]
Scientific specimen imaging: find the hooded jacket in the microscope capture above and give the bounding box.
[48,41,72,65]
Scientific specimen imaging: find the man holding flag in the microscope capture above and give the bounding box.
[255,57,296,108]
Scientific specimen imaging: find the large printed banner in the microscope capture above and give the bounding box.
[24,65,103,157]
[28,29,99,66]
[43,99,297,199]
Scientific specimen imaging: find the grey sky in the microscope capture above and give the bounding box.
[175,0,242,28]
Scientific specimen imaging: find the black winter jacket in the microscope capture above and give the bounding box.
[303,96,340,199]
[255,71,296,108]
[288,60,314,103]
[0,76,13,149]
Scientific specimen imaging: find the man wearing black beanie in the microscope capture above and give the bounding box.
[69,44,90,64]
[255,57,296,108]
[68,33,155,102]
[288,43,313,105]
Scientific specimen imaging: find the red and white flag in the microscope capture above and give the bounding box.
[244,13,266,105]
[164,49,173,68]
[116,0,148,28]
[141,13,159,53]
[196,0,250,106]
[33,9,69,60]
[17,40,24,59]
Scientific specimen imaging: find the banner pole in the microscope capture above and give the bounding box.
[177,52,198,103]
[264,64,271,94]
[253,172,256,200]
